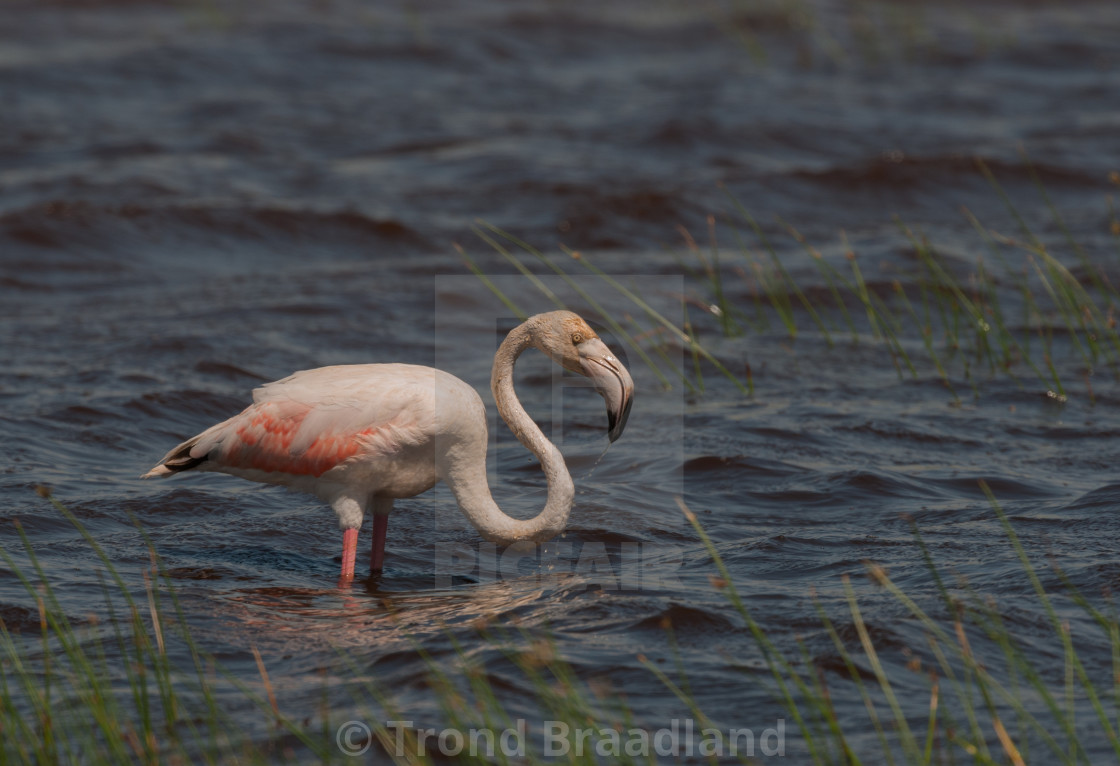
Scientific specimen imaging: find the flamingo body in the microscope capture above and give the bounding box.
[145,364,481,528]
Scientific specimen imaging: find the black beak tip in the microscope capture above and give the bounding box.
[606,394,633,443]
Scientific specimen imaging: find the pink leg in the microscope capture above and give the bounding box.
[340,527,358,582]
[370,513,389,573]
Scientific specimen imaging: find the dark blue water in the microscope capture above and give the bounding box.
[4,0,1120,761]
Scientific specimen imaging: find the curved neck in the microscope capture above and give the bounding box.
[444,322,574,545]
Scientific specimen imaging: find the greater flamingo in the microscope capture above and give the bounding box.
[142,311,634,582]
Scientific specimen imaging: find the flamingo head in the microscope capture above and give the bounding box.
[529,311,634,442]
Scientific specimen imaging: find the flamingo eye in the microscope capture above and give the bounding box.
[571,332,583,344]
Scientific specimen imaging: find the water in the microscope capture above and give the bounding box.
[3,0,1120,761]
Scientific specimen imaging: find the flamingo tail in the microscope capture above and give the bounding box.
[141,435,207,478]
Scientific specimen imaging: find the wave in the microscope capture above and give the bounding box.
[788,154,1101,190]
[1,199,430,251]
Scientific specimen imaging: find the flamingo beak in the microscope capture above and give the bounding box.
[578,339,634,442]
